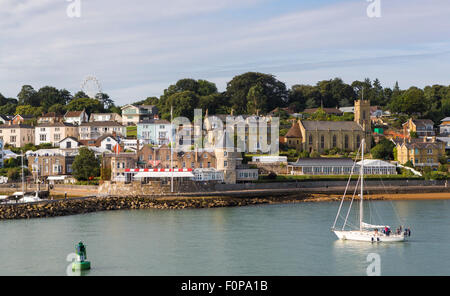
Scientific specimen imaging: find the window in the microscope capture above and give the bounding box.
[427,149,433,154]
[344,135,349,149]
[40,134,47,141]
[66,141,72,149]
[10,136,16,142]
[54,134,61,141]
[309,135,313,145]
[320,135,325,149]
[332,135,337,148]
[356,135,361,148]
[224,161,228,167]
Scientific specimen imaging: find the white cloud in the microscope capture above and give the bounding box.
[0,0,449,104]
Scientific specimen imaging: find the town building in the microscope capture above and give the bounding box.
[79,121,126,141]
[11,114,34,125]
[35,122,79,146]
[439,117,450,135]
[27,150,75,178]
[285,100,372,153]
[403,118,435,138]
[204,114,277,153]
[89,113,122,123]
[121,104,158,126]
[37,112,63,124]
[396,137,445,170]
[357,159,397,175]
[58,137,82,150]
[64,110,88,125]
[288,158,359,175]
[137,119,173,145]
[0,115,11,124]
[0,123,35,147]
[104,142,258,184]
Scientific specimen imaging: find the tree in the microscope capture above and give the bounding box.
[389,87,426,115]
[370,138,395,160]
[48,103,66,115]
[226,72,288,114]
[246,83,268,114]
[7,168,21,182]
[66,97,104,115]
[198,93,228,115]
[17,85,39,106]
[15,105,44,116]
[160,91,199,120]
[95,93,114,109]
[37,86,71,111]
[72,147,100,181]
[197,80,218,96]
[74,91,89,99]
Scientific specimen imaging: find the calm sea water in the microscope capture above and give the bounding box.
[0,200,449,276]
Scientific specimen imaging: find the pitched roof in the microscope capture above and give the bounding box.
[64,110,84,117]
[40,112,63,118]
[290,158,355,166]
[36,122,75,127]
[95,133,119,145]
[396,138,445,149]
[0,123,34,129]
[138,119,171,125]
[80,121,124,127]
[285,123,302,138]
[300,120,362,131]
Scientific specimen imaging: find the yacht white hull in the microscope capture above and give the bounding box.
[333,230,406,242]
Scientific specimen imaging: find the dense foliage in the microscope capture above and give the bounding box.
[1,74,449,125]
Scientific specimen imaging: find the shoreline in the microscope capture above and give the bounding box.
[0,190,449,220]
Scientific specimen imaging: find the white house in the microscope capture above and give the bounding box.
[96,134,119,152]
[79,121,126,141]
[121,104,158,126]
[58,137,81,150]
[64,110,88,125]
[89,113,122,123]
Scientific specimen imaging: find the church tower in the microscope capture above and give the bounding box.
[354,99,372,152]
[354,99,371,131]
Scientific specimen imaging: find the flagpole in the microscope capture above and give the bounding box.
[170,106,174,193]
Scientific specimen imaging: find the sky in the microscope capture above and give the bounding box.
[1,0,450,105]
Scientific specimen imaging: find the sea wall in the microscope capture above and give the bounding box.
[0,195,308,220]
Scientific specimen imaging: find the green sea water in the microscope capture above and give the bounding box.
[0,200,449,276]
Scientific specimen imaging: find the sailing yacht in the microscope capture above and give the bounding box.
[331,139,407,243]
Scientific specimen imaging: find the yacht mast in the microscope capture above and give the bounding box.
[21,151,24,193]
[360,139,364,231]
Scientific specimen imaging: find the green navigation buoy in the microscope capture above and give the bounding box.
[72,241,91,271]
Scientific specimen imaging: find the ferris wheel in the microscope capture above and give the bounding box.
[81,76,102,99]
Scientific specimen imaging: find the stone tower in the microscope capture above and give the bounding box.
[354,99,372,152]
[354,100,371,131]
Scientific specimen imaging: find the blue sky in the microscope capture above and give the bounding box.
[1,0,449,105]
